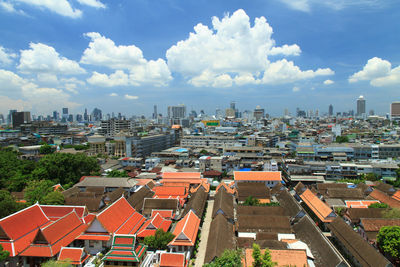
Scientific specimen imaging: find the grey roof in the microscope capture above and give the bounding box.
[329,217,393,267]
[182,187,208,218]
[293,215,347,267]
[74,177,137,188]
[275,189,302,218]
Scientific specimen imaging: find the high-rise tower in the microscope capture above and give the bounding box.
[356,95,366,117]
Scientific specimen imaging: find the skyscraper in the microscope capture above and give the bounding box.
[356,95,366,117]
[391,102,400,121]
[12,111,31,128]
[168,104,186,119]
[153,105,158,120]
[328,104,333,117]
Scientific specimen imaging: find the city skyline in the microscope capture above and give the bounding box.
[0,0,399,116]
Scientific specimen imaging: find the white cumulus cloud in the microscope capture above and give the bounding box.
[18,42,85,75]
[15,0,82,18]
[324,79,334,85]
[278,0,388,12]
[77,0,105,9]
[0,46,17,65]
[124,94,138,100]
[109,93,118,97]
[292,86,300,92]
[349,57,400,87]
[166,9,333,87]
[81,32,172,87]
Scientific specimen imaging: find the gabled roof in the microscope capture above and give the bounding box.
[300,189,336,223]
[127,186,155,212]
[234,171,282,181]
[64,196,103,212]
[162,172,201,179]
[329,217,392,267]
[106,187,128,203]
[58,247,89,265]
[326,188,365,200]
[293,215,345,267]
[361,218,400,232]
[151,210,174,219]
[345,208,385,224]
[215,183,236,195]
[275,189,302,218]
[204,214,235,263]
[74,177,137,188]
[237,182,271,202]
[212,189,234,220]
[393,190,400,201]
[169,210,200,247]
[237,206,287,216]
[40,205,87,221]
[136,213,172,238]
[159,252,186,267]
[143,198,179,217]
[103,234,147,263]
[154,186,188,199]
[374,181,396,196]
[189,181,210,194]
[345,200,379,209]
[97,196,144,234]
[369,189,400,209]
[19,211,88,257]
[244,249,308,267]
[182,187,208,218]
[237,215,292,233]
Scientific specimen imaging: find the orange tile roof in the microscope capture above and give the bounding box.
[300,189,336,223]
[345,200,379,209]
[163,172,201,179]
[244,249,308,267]
[151,210,174,219]
[234,171,282,181]
[0,204,50,256]
[160,252,185,267]
[161,179,203,185]
[169,210,200,247]
[76,234,110,241]
[40,205,87,221]
[215,183,236,195]
[190,181,210,194]
[369,189,400,209]
[58,247,89,265]
[115,211,146,235]
[154,186,188,198]
[392,190,400,201]
[136,213,172,238]
[97,196,137,233]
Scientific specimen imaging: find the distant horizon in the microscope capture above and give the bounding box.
[1,1,399,116]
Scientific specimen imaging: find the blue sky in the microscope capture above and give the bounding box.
[0,0,399,117]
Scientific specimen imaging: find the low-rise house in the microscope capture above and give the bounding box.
[161,172,203,186]
[344,200,379,209]
[329,217,393,267]
[237,215,292,237]
[136,213,172,239]
[344,208,385,226]
[168,210,200,254]
[374,181,397,196]
[204,214,235,264]
[142,198,180,218]
[243,248,309,267]
[237,182,271,203]
[182,187,208,218]
[77,197,146,254]
[57,247,90,266]
[159,252,187,267]
[127,186,155,212]
[369,189,400,209]
[234,171,282,188]
[359,218,400,244]
[299,189,336,224]
[212,189,234,222]
[74,177,137,192]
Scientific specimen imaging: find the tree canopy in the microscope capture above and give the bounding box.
[39,144,54,155]
[41,191,65,205]
[0,244,9,262]
[25,180,54,205]
[252,243,277,267]
[143,229,175,250]
[368,202,389,209]
[335,136,349,143]
[203,249,242,267]
[106,169,129,177]
[377,226,400,260]
[0,190,26,219]
[383,208,400,219]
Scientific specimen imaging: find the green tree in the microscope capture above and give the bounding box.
[0,244,10,261]
[252,243,277,267]
[203,249,242,267]
[335,136,349,143]
[25,180,54,205]
[368,202,389,209]
[365,173,379,181]
[41,259,72,267]
[41,191,65,205]
[383,208,400,219]
[243,196,260,206]
[39,144,54,155]
[106,169,129,177]
[377,226,400,260]
[0,190,25,219]
[199,149,208,155]
[32,153,100,186]
[143,229,175,250]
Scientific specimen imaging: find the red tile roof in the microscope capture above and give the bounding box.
[41,205,87,221]
[103,234,147,263]
[300,189,336,223]
[136,214,172,238]
[234,171,282,181]
[169,210,200,247]
[392,190,400,201]
[160,252,186,267]
[361,218,400,232]
[369,189,400,209]
[244,249,308,267]
[58,247,89,265]
[154,186,188,199]
[151,210,174,219]
[345,200,379,209]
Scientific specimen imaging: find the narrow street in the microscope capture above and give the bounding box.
[195,199,214,267]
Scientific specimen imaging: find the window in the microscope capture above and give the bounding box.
[89,240,95,248]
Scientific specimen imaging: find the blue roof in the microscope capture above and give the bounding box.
[174,148,188,152]
[240,168,252,172]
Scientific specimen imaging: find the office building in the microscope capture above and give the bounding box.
[12,111,31,129]
[153,105,158,120]
[253,106,265,121]
[168,104,186,119]
[62,108,68,120]
[92,108,102,121]
[98,119,131,137]
[356,95,366,117]
[390,102,400,121]
[328,105,333,117]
